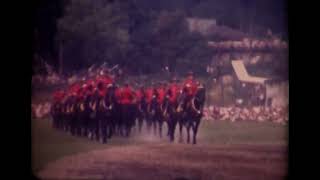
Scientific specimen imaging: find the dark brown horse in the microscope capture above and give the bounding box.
[178,86,206,144]
[162,92,179,142]
[147,90,164,138]
[136,95,148,133]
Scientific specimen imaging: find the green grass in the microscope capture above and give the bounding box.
[199,120,287,145]
[32,118,287,173]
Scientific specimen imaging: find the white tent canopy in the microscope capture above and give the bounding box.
[231,60,268,84]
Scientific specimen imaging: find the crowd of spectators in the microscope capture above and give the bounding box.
[203,105,288,125]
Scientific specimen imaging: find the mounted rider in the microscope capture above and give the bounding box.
[145,82,155,105]
[157,82,166,105]
[182,71,198,109]
[120,83,135,105]
[167,77,180,107]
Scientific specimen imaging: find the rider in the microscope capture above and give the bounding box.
[136,85,145,104]
[120,83,134,105]
[157,82,166,104]
[168,77,180,107]
[100,69,114,86]
[145,82,154,105]
[182,71,198,109]
[183,71,198,96]
[114,84,122,105]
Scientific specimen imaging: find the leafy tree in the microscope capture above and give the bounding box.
[57,0,130,72]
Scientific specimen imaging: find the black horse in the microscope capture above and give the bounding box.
[164,91,180,142]
[136,95,148,133]
[65,95,77,135]
[50,101,60,129]
[120,103,136,137]
[88,91,100,141]
[147,90,163,137]
[178,86,206,144]
[75,97,84,137]
[98,85,118,143]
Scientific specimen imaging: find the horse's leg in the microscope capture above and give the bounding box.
[82,116,86,137]
[83,115,88,137]
[115,118,119,136]
[70,116,74,135]
[179,119,183,143]
[171,117,177,142]
[108,118,114,138]
[167,119,171,137]
[76,115,81,136]
[186,122,191,144]
[127,118,133,137]
[126,115,132,137]
[153,117,157,136]
[166,115,171,137]
[146,116,150,133]
[95,118,99,141]
[159,119,163,138]
[119,115,124,137]
[167,117,173,142]
[192,122,197,145]
[193,119,201,144]
[167,122,170,137]
[88,119,92,139]
[138,115,143,133]
[147,118,151,134]
[101,119,107,143]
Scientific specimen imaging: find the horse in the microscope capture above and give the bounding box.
[88,92,100,141]
[81,93,93,138]
[105,85,119,139]
[65,95,77,135]
[178,86,206,144]
[136,95,148,133]
[163,90,181,142]
[147,92,162,137]
[120,102,136,137]
[74,97,84,137]
[98,86,117,143]
[50,101,59,129]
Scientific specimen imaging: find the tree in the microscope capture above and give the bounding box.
[34,0,67,72]
[150,10,212,75]
[57,0,130,72]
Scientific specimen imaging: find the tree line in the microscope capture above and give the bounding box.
[33,0,287,76]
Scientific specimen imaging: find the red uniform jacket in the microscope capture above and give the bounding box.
[84,85,94,97]
[183,79,197,96]
[169,84,179,103]
[76,88,85,101]
[86,79,96,89]
[121,86,134,105]
[102,75,114,85]
[53,90,65,103]
[136,89,144,102]
[146,88,153,104]
[71,83,81,93]
[157,87,165,103]
[98,88,107,98]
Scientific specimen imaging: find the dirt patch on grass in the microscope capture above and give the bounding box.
[37,143,287,180]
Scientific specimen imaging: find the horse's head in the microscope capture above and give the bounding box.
[195,87,206,105]
[190,86,206,116]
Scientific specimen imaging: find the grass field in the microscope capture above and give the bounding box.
[32,117,287,180]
